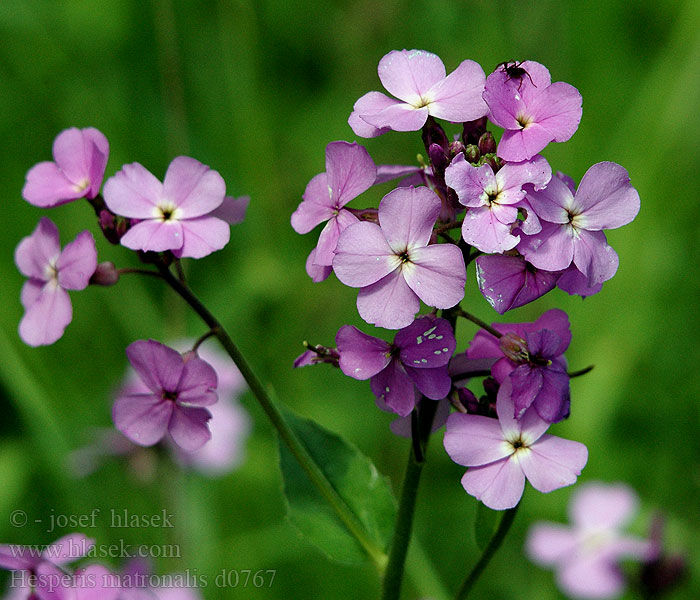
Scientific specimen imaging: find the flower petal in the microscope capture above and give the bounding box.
[119,220,185,253]
[525,523,578,565]
[113,393,173,447]
[348,91,396,137]
[162,156,226,218]
[177,357,218,405]
[361,102,430,132]
[569,482,640,530]
[356,270,419,330]
[575,162,640,230]
[22,161,85,208]
[15,217,61,280]
[19,284,72,347]
[126,339,184,393]
[370,359,416,417]
[209,195,249,225]
[444,412,513,467]
[396,315,456,368]
[44,533,95,565]
[461,457,525,510]
[56,231,97,290]
[336,325,391,380]
[172,216,230,259]
[403,244,466,308]
[333,221,398,287]
[379,186,441,252]
[378,49,445,104]
[291,173,335,233]
[325,141,376,206]
[103,162,163,218]
[168,405,212,452]
[427,59,487,122]
[519,434,588,493]
[404,365,451,399]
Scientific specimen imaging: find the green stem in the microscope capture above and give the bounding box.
[381,400,438,600]
[156,263,388,571]
[453,307,502,339]
[454,504,520,600]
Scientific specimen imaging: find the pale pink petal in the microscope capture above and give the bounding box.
[52,127,91,184]
[557,554,626,599]
[56,231,97,290]
[291,173,335,233]
[113,394,173,446]
[82,127,110,198]
[336,325,391,380]
[461,457,526,510]
[444,155,493,208]
[378,49,446,103]
[427,59,488,122]
[569,482,639,530]
[497,123,558,163]
[403,244,466,308]
[518,222,575,272]
[498,154,552,191]
[575,162,640,230]
[19,284,72,347]
[526,523,578,565]
[361,103,430,132]
[348,91,396,137]
[374,164,423,185]
[209,195,249,225]
[325,141,376,205]
[120,220,184,253]
[529,81,582,143]
[519,435,587,493]
[443,413,513,466]
[173,216,230,259]
[34,561,73,600]
[20,279,43,311]
[73,564,120,600]
[462,206,519,254]
[314,214,345,266]
[379,186,441,251]
[162,156,225,217]
[126,339,184,393]
[22,161,84,207]
[525,172,575,223]
[168,405,212,452]
[0,545,35,570]
[43,533,95,565]
[103,162,163,218]
[14,217,61,280]
[333,222,398,287]
[356,270,420,330]
[305,248,332,282]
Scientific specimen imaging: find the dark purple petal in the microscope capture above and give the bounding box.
[112,393,173,446]
[509,364,544,417]
[404,365,451,399]
[168,405,212,452]
[475,254,559,314]
[56,231,97,290]
[557,264,602,296]
[395,315,455,368]
[370,359,416,417]
[531,309,571,352]
[356,270,420,330]
[336,325,391,380]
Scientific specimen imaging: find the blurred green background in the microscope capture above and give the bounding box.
[0,0,698,598]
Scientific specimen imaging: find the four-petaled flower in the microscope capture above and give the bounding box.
[113,339,218,452]
[22,127,109,208]
[349,49,487,137]
[526,482,656,598]
[15,217,97,346]
[103,156,229,258]
[336,315,456,416]
[333,186,466,329]
[443,379,588,510]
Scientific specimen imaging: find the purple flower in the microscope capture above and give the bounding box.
[483,61,582,162]
[337,315,456,416]
[209,195,249,226]
[518,162,640,286]
[291,141,376,275]
[526,482,655,598]
[349,49,487,137]
[112,340,218,452]
[467,309,571,422]
[333,186,466,329]
[444,153,551,253]
[443,379,587,510]
[22,127,109,208]
[474,254,560,314]
[103,156,229,258]
[15,218,97,346]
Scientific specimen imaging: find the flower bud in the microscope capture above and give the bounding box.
[478,131,497,155]
[462,117,487,145]
[464,144,480,164]
[428,143,448,172]
[90,261,120,286]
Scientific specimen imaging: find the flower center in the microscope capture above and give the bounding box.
[157,201,180,222]
[398,250,411,263]
[516,113,533,129]
[162,390,178,402]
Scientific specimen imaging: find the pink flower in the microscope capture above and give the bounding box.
[518,162,640,286]
[15,218,97,346]
[349,49,487,137]
[112,340,218,452]
[483,61,582,162]
[332,186,466,329]
[103,156,229,258]
[526,482,656,598]
[22,127,109,208]
[443,379,587,509]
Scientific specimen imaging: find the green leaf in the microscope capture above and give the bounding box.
[278,408,396,564]
[474,501,499,551]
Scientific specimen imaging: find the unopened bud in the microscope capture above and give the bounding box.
[428,143,448,172]
[478,131,497,155]
[462,117,487,145]
[464,144,480,164]
[90,262,120,286]
[482,155,501,173]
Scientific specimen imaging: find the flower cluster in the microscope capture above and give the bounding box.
[293,50,641,511]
